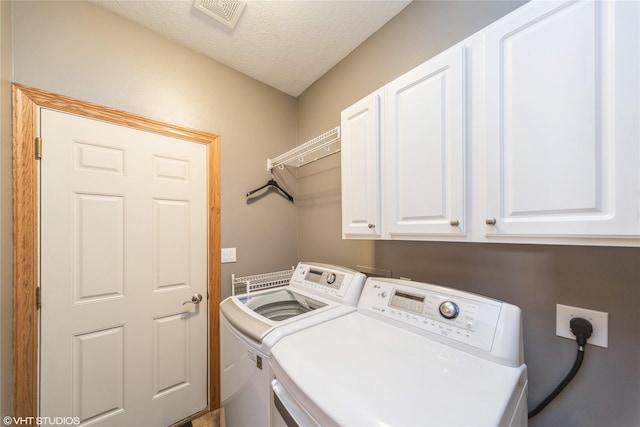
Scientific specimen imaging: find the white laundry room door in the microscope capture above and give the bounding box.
[39,108,208,427]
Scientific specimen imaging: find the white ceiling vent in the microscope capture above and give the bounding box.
[194,0,247,29]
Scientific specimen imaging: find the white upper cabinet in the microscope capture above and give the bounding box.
[385,45,467,239]
[480,0,640,243]
[341,90,383,239]
[340,0,639,246]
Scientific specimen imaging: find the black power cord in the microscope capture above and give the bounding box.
[528,317,593,419]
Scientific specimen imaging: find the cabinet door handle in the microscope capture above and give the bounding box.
[367,223,376,229]
[449,220,460,227]
[485,218,497,226]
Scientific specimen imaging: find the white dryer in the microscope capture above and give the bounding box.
[220,262,366,427]
[270,277,528,427]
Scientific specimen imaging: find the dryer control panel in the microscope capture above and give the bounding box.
[358,278,504,352]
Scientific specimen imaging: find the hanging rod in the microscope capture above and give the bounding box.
[267,126,340,171]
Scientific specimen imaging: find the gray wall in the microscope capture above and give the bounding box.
[3,1,639,426]
[10,0,300,299]
[296,1,640,427]
[376,242,639,427]
[296,0,530,267]
[2,0,300,416]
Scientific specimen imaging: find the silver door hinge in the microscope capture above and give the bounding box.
[35,137,42,159]
[36,286,41,310]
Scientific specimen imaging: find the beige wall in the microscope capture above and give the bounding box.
[0,0,13,419]
[296,2,640,427]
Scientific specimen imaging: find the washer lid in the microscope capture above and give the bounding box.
[270,312,527,427]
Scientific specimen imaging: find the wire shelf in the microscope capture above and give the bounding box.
[267,126,340,170]
[231,267,295,296]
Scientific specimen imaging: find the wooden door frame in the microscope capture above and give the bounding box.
[12,83,221,419]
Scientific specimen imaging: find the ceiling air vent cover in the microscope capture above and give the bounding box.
[194,0,247,29]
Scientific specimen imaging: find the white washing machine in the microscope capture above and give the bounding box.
[220,262,366,427]
[270,277,528,427]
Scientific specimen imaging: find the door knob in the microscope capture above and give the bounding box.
[183,293,203,305]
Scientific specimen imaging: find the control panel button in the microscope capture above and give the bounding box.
[439,301,460,319]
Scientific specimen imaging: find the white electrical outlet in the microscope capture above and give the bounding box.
[556,304,608,348]
[221,247,237,263]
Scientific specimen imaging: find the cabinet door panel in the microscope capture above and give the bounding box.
[385,45,466,238]
[341,91,382,238]
[483,0,639,238]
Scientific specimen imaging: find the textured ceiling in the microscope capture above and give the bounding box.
[88,0,412,97]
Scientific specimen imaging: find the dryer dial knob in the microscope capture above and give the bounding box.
[439,301,459,319]
[327,273,337,284]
